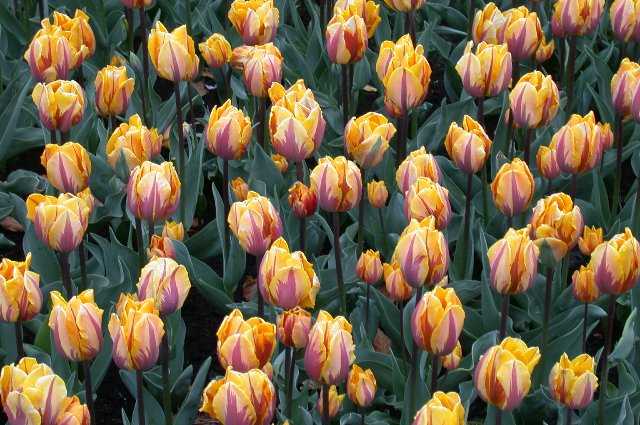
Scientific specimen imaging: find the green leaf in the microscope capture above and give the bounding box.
[0,75,33,163]
[174,357,212,425]
[611,308,637,363]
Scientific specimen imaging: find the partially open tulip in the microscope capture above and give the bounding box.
[228,191,283,256]
[396,147,441,194]
[217,309,276,372]
[356,250,383,284]
[106,114,163,170]
[228,0,279,45]
[310,156,362,212]
[26,192,90,253]
[383,261,413,302]
[502,7,543,61]
[530,193,584,261]
[277,307,312,348]
[137,257,191,315]
[32,80,85,133]
[304,310,355,385]
[536,145,562,180]
[148,22,200,82]
[491,158,535,217]
[367,180,388,208]
[552,0,604,37]
[40,142,91,194]
[376,35,432,116]
[487,227,540,294]
[108,293,165,370]
[316,385,345,418]
[589,227,640,295]
[509,71,560,129]
[404,177,451,229]
[393,216,449,288]
[456,41,512,98]
[148,235,177,259]
[94,65,135,117]
[413,391,465,425]
[200,367,276,425]
[333,0,380,37]
[549,353,598,410]
[611,58,640,119]
[444,115,492,174]
[382,0,424,12]
[232,177,250,201]
[326,8,368,64]
[51,10,95,64]
[347,365,376,407]
[572,265,600,303]
[24,22,75,82]
[268,80,326,162]
[199,33,232,69]
[551,112,611,174]
[288,182,317,218]
[162,221,184,240]
[472,3,506,45]
[474,338,541,411]
[271,154,288,172]
[0,254,41,323]
[610,0,640,42]
[242,43,283,97]
[535,37,555,64]
[345,112,395,168]
[411,286,465,355]
[441,342,462,371]
[48,290,103,362]
[578,226,604,255]
[205,100,253,160]
[127,161,181,222]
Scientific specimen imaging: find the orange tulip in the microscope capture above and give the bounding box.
[549,353,598,410]
[347,365,376,407]
[356,250,383,284]
[310,156,362,213]
[396,147,441,194]
[333,0,381,38]
[589,227,640,295]
[404,177,451,229]
[456,41,512,98]
[40,142,92,194]
[126,161,181,222]
[277,307,312,348]
[411,286,465,355]
[32,80,85,133]
[491,158,535,217]
[509,71,560,129]
[95,65,135,117]
[578,226,604,255]
[217,309,276,372]
[205,100,253,160]
[148,22,200,82]
[383,261,412,302]
[228,0,279,45]
[572,265,600,303]
[199,33,232,69]
[0,254,42,323]
[106,114,163,171]
[228,191,283,256]
[444,115,492,174]
[326,8,368,64]
[345,112,396,168]
[288,182,318,218]
[529,193,584,261]
[367,180,388,208]
[552,0,604,37]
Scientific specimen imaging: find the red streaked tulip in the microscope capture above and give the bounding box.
[347,365,376,407]
[444,115,492,174]
[396,147,442,194]
[0,254,41,323]
[611,58,640,119]
[382,0,424,12]
[126,161,181,222]
[536,145,562,180]
[589,227,640,295]
[333,0,381,38]
[530,193,584,261]
[106,114,163,171]
[578,225,604,255]
[310,156,362,213]
[610,0,640,42]
[316,385,345,419]
[228,191,283,256]
[345,112,395,169]
[121,0,153,6]
[455,41,512,98]
[32,79,85,133]
[509,71,560,129]
[356,250,383,284]
[242,43,283,97]
[326,8,368,65]
[367,180,388,208]
[199,33,232,69]
[277,307,312,348]
[404,177,452,229]
[228,0,279,45]
[552,0,604,37]
[232,177,250,201]
[271,154,288,173]
[487,227,540,294]
[502,6,543,61]
[491,158,535,217]
[534,36,555,64]
[217,309,276,372]
[383,261,413,302]
[549,353,598,410]
[40,142,92,194]
[551,112,611,174]
[205,99,253,160]
[94,65,135,117]
[23,22,75,82]
[137,257,191,315]
[288,182,318,218]
[441,342,462,371]
[413,391,465,425]
[148,235,178,259]
[51,10,95,65]
[148,22,200,82]
[572,265,600,303]
[472,3,506,45]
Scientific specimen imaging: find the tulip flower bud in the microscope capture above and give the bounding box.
[536,145,562,180]
[94,65,135,117]
[549,353,598,410]
[32,80,85,133]
[277,307,312,348]
[242,43,283,97]
[611,58,640,119]
[411,286,465,355]
[26,192,90,253]
[413,391,465,425]
[530,193,584,261]
[228,0,279,45]
[509,71,560,129]
[488,227,540,294]
[396,147,441,194]
[347,365,376,407]
[228,191,283,256]
[578,225,604,255]
[552,0,604,37]
[288,182,318,218]
[199,33,232,69]
[441,341,462,371]
[162,221,184,240]
[23,22,75,82]
[383,261,413,302]
[345,112,396,168]
[108,293,165,370]
[334,0,381,38]
[572,265,600,303]
[270,154,288,173]
[268,80,326,162]
[137,257,191,315]
[0,254,41,323]
[316,385,345,418]
[502,7,543,61]
[232,177,250,201]
[148,235,177,259]
[48,289,103,362]
[444,115,492,174]
[610,0,640,42]
[491,158,535,217]
[122,0,153,7]
[456,41,512,98]
[551,112,610,174]
[356,250,383,284]
[376,35,432,116]
[40,142,92,194]
[326,8,368,65]
[205,100,253,160]
[383,0,424,12]
[310,156,362,213]
[148,22,200,82]
[474,338,541,411]
[51,10,95,65]
[127,161,181,222]
[404,177,452,229]
[304,310,355,385]
[534,36,555,64]
[367,180,388,209]
[106,114,163,170]
[472,3,506,45]
[589,227,640,295]
[217,309,276,372]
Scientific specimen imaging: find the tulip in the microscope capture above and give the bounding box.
[578,225,604,255]
[205,99,253,160]
[413,391,465,425]
[383,261,413,302]
[23,22,76,82]
[228,0,279,45]
[534,37,555,64]
[487,227,540,294]
[347,365,376,408]
[491,158,535,218]
[472,3,506,45]
[32,80,85,133]
[396,147,441,194]
[551,112,610,175]
[530,193,584,261]
[232,177,250,201]
[148,22,199,82]
[509,71,560,129]
[345,112,396,169]
[589,227,640,295]
[217,309,276,372]
[270,154,288,173]
[456,42,512,99]
[126,161,181,222]
[288,182,318,218]
[441,342,462,371]
[148,235,177,259]
[404,177,451,229]
[199,33,232,69]
[549,353,598,409]
[51,10,95,65]
[137,257,191,315]
[572,265,600,303]
[40,142,91,194]
[316,385,345,419]
[333,0,380,38]
[444,115,492,174]
[474,337,541,411]
[326,8,368,65]
[382,0,424,12]
[310,156,362,212]
[611,58,640,119]
[106,114,163,170]
[0,254,42,324]
[162,221,184,240]
[356,250,383,284]
[367,180,388,209]
[108,293,165,370]
[94,65,135,117]
[502,7,543,61]
[242,43,283,97]
[122,0,153,7]
[536,145,562,180]
[552,0,604,37]
[610,0,640,42]
[277,307,312,348]
[228,191,283,256]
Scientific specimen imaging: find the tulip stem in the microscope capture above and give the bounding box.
[15,320,25,359]
[523,128,532,167]
[38,0,44,20]
[136,370,146,425]
[582,302,588,352]
[476,96,484,127]
[405,10,416,44]
[499,294,509,340]
[60,132,69,143]
[566,36,577,112]
[223,159,230,249]
[257,98,266,148]
[135,217,146,269]
[598,295,617,425]
[148,220,155,237]
[285,346,294,419]
[140,7,150,125]
[378,208,386,246]
[357,176,366,255]
[58,251,74,297]
[395,114,408,167]
[365,283,370,335]
[125,8,134,53]
[612,115,623,217]
[297,161,306,253]
[361,408,365,425]
[83,360,95,425]
[466,0,473,36]
[430,355,438,394]
[322,384,330,425]
[257,252,265,317]
[50,129,57,144]
[461,172,473,277]
[481,164,489,225]
[160,329,172,425]
[333,212,347,316]
[496,409,502,425]
[633,176,640,235]
[566,407,572,425]
[79,240,88,292]
[541,267,554,355]
[341,65,350,130]
[409,286,423,418]
[398,301,408,366]
[571,174,578,199]
[174,82,186,223]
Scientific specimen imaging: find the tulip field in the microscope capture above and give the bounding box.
[3,0,640,423]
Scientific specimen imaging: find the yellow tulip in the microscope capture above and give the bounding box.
[411,286,465,355]
[536,145,562,180]
[232,177,250,201]
[610,0,640,42]
[413,391,465,425]
[455,41,512,98]
[40,142,92,194]
[326,8,368,64]
[333,0,381,38]
[589,227,640,295]
[472,3,506,45]
[205,99,253,160]
[345,112,396,168]
[487,227,540,294]
[217,309,276,372]
[491,158,535,217]
[228,191,283,256]
[241,43,283,97]
[509,71,560,129]
[310,156,362,212]
[23,22,76,82]
[441,342,462,371]
[270,154,288,173]
[162,221,184,240]
[106,114,163,170]
[199,33,232,69]
[611,58,640,119]
[137,257,191,315]
[444,115,492,174]
[549,353,598,409]
[51,10,95,64]
[277,307,312,348]
[383,0,424,12]
[148,22,200,82]
[571,265,600,303]
[396,146,441,194]
[121,0,153,7]
[316,385,345,419]
[126,161,181,222]
[288,182,318,218]
[529,193,584,261]
[94,65,135,117]
[552,0,604,37]
[32,79,85,133]
[578,225,604,255]
[148,235,178,259]
[347,365,377,407]
[404,177,451,229]
[0,254,41,323]
[383,261,413,302]
[356,250,383,284]
[228,0,279,45]
[502,6,543,61]
[367,180,388,208]
[534,36,555,64]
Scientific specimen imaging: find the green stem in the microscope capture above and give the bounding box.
[223,159,230,251]
[566,36,577,112]
[396,114,408,168]
[409,286,424,418]
[136,370,146,425]
[79,239,88,292]
[135,217,146,269]
[341,65,350,131]
[365,284,370,335]
[83,361,95,425]
[15,320,25,359]
[598,295,617,425]
[566,407,572,425]
[405,10,416,44]
[461,172,473,277]
[58,251,74,297]
[333,212,347,316]
[285,346,294,419]
[499,294,509,340]
[257,252,265,318]
[358,173,366,254]
[297,162,306,253]
[523,128,532,167]
[612,115,623,216]
[582,302,588,353]
[321,384,330,425]
[430,355,438,395]
[160,324,172,425]
[256,98,266,148]
[541,267,554,355]
[125,8,134,53]
[139,7,150,125]
[174,82,186,223]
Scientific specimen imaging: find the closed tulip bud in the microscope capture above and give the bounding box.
[383,0,424,12]
[552,0,604,37]
[535,36,555,64]
[509,71,560,129]
[549,353,598,410]
[578,225,604,255]
[396,147,442,194]
[268,80,326,162]
[491,158,535,217]
[232,177,250,201]
[270,154,288,173]
[589,227,640,295]
[530,193,584,261]
[536,145,562,180]
[48,290,103,362]
[503,7,543,61]
[228,0,279,45]
[217,309,276,372]
[487,227,540,294]
[347,365,376,407]
[26,192,90,253]
[40,142,91,194]
[456,41,512,98]
[611,58,640,118]
[228,191,283,256]
[310,156,362,212]
[444,115,492,174]
[205,100,253,160]
[326,8,368,64]
[288,182,318,219]
[316,385,345,418]
[106,114,162,170]
[23,22,75,82]
[367,180,388,208]
[304,310,355,385]
[148,22,200,82]
[162,221,184,240]
[121,0,153,7]
[32,80,85,133]
[148,235,177,259]
[356,250,383,284]
[474,337,541,411]
[334,0,380,38]
[551,112,608,175]
[345,112,396,168]
[277,307,312,348]
[411,286,465,355]
[243,43,283,97]
[383,261,413,302]
[413,391,465,425]
[472,3,506,45]
[376,35,432,116]
[137,257,191,315]
[0,254,41,323]
[199,33,232,69]
[441,342,462,371]
[572,265,600,303]
[404,177,452,229]
[610,0,640,42]
[127,161,181,222]
[108,293,165,370]
[94,65,135,117]
[51,10,95,64]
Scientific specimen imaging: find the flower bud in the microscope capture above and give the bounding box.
[94,65,135,117]
[23,22,75,82]
[316,385,345,419]
[611,58,640,119]
[509,71,560,129]
[205,99,253,160]
[396,147,441,194]
[551,112,609,174]
[148,235,177,259]
[456,41,512,98]
[444,115,492,174]
[441,342,462,371]
[404,177,451,229]
[491,158,535,217]
[277,307,312,348]
[127,161,181,222]
[347,365,376,407]
[326,8,368,64]
[32,80,85,133]
[333,0,381,38]
[0,254,41,323]
[345,112,395,168]
[536,145,562,180]
[572,265,600,303]
[217,309,276,372]
[228,0,279,45]
[549,353,598,410]
[413,391,465,425]
[412,286,465,355]
[367,180,388,208]
[610,0,640,42]
[232,177,250,201]
[228,191,283,256]
[356,250,383,284]
[487,227,539,294]
[137,257,191,315]
[148,22,200,82]
[40,142,92,193]
[242,43,283,97]
[552,0,604,37]
[503,7,543,61]
[121,0,152,6]
[534,36,555,64]
[383,261,412,302]
[288,182,318,218]
[589,227,640,295]
[106,114,163,170]
[199,33,232,69]
[530,193,584,261]
[382,0,424,12]
[162,221,184,240]
[310,156,362,212]
[269,154,287,173]
[51,10,95,65]
[578,225,604,255]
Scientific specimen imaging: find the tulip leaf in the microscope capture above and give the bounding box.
[121,370,166,425]
[174,357,212,425]
[372,286,402,350]
[0,75,33,164]
[611,308,637,363]
[181,131,205,230]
